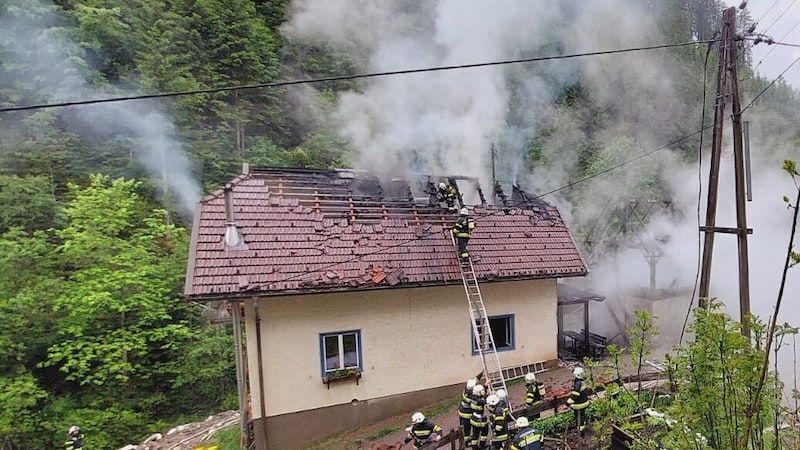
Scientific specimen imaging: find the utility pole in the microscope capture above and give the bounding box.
[698,7,753,338]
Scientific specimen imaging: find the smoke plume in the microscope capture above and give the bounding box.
[0,1,200,217]
[286,0,800,383]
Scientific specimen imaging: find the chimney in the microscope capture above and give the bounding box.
[224,186,247,249]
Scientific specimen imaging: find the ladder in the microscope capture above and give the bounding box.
[452,233,511,411]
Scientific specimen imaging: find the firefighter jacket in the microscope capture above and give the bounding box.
[438,185,457,203]
[403,419,442,446]
[525,381,546,407]
[470,395,489,427]
[64,433,84,450]
[510,426,544,450]
[490,404,509,442]
[458,387,474,419]
[453,216,475,238]
[567,378,590,410]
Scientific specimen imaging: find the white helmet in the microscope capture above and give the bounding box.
[68,426,80,435]
[466,378,477,390]
[412,412,425,424]
[573,367,586,379]
[472,384,485,396]
[516,417,530,428]
[525,372,536,383]
[486,394,499,406]
[496,389,507,400]
[459,207,468,216]
[438,182,447,190]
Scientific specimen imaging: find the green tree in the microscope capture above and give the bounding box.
[43,175,191,397]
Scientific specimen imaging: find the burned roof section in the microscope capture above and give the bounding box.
[185,166,588,299]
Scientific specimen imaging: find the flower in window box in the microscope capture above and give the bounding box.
[327,368,360,379]
[322,368,361,387]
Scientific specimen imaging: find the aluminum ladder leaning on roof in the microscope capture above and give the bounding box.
[451,232,512,413]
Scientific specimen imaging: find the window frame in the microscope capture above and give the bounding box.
[319,330,363,376]
[471,314,515,355]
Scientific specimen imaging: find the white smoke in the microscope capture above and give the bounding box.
[284,1,800,364]
[0,2,200,217]
[285,0,576,188]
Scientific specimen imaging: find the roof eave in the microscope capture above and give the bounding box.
[184,269,589,302]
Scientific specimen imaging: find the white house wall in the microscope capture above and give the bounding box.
[246,278,557,417]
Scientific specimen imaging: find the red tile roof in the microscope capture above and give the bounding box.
[184,167,587,299]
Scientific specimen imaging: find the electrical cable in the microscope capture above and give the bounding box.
[761,0,799,35]
[239,125,713,295]
[742,54,800,110]
[680,40,715,345]
[752,18,800,73]
[678,37,800,343]
[0,39,717,113]
[754,0,783,27]
[760,39,800,49]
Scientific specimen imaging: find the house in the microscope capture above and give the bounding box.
[184,165,588,449]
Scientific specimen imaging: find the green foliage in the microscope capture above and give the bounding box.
[44,175,192,391]
[662,302,779,449]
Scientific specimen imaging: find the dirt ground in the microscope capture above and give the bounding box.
[305,360,614,450]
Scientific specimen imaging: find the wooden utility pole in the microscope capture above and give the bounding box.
[698,7,753,338]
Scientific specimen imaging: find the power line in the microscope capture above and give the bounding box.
[754,0,783,26]
[244,125,711,294]
[0,39,716,114]
[742,54,800,109]
[762,0,800,35]
[752,19,800,72]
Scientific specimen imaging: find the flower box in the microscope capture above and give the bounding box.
[322,369,362,389]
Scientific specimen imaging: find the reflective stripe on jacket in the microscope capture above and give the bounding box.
[453,217,475,237]
[568,378,590,409]
[490,404,509,442]
[470,396,488,426]
[458,387,473,419]
[526,381,545,406]
[510,427,543,450]
[404,420,442,445]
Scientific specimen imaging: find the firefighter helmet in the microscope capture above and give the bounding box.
[412,412,425,424]
[516,417,530,428]
[472,384,485,396]
[525,372,536,383]
[459,207,468,216]
[438,182,447,190]
[496,389,506,400]
[486,394,499,406]
[573,367,586,379]
[466,378,477,390]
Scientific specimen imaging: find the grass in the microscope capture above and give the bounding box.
[198,424,241,450]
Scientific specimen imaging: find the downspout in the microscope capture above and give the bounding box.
[231,301,249,448]
[256,307,267,420]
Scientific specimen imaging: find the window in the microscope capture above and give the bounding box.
[320,330,362,375]
[471,315,515,355]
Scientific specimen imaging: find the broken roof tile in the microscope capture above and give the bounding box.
[185,167,587,298]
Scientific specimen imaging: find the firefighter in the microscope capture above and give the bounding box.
[402,412,442,449]
[510,417,543,450]
[65,426,84,450]
[469,384,489,449]
[495,389,509,415]
[437,182,458,212]
[458,378,477,447]
[523,372,546,420]
[453,207,475,261]
[567,367,591,436]
[487,394,510,450]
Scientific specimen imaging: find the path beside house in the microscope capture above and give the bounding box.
[304,363,586,450]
